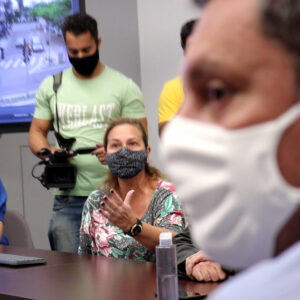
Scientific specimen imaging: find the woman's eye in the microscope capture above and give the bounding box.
[128,141,138,147]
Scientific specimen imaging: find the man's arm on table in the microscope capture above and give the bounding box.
[173,227,226,282]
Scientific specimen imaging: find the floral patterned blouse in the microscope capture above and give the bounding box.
[78,180,185,262]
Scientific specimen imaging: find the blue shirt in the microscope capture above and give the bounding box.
[209,241,300,300]
[0,179,8,245]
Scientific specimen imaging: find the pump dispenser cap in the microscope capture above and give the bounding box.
[159,232,173,247]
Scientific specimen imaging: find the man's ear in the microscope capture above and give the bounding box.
[97,37,102,48]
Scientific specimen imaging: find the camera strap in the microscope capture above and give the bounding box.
[53,71,63,135]
[31,160,50,190]
[52,72,76,150]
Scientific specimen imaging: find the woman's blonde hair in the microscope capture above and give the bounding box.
[101,117,165,192]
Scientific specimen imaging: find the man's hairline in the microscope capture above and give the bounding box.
[64,30,99,44]
[200,0,300,82]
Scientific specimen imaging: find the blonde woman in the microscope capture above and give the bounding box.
[79,118,185,261]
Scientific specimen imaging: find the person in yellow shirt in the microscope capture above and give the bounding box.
[158,19,197,135]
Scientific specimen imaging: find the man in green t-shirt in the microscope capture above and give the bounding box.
[28,13,147,253]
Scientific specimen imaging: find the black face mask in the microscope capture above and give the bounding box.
[68,50,99,76]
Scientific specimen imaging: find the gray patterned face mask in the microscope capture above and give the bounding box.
[106,147,148,179]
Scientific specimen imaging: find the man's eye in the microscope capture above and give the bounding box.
[205,79,230,102]
[208,87,228,100]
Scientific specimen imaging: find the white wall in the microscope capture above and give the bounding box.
[137,0,200,165]
[86,0,141,86]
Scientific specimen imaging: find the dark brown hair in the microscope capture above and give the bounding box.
[180,19,197,50]
[261,0,300,81]
[62,13,99,44]
[101,118,165,192]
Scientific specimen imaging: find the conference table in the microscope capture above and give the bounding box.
[0,245,221,300]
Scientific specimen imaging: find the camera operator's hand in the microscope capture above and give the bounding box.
[93,143,106,164]
[37,147,61,160]
[51,147,62,155]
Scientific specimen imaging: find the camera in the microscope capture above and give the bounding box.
[32,147,97,190]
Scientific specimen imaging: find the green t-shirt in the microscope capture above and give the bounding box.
[34,66,146,196]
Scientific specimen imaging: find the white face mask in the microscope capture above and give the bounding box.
[160,103,300,269]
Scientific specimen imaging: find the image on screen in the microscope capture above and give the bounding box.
[0,0,84,132]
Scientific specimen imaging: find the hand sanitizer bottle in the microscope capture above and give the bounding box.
[156,232,179,300]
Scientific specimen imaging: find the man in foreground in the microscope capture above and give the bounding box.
[161,0,300,298]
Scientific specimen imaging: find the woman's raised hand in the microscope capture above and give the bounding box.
[99,189,137,233]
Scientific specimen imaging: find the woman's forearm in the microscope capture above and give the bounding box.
[133,222,177,252]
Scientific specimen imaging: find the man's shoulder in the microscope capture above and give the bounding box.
[53,67,71,76]
[160,76,183,97]
[165,76,182,88]
[40,67,72,88]
[52,67,73,82]
[102,66,135,84]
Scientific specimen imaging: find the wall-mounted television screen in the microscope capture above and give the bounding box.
[0,0,85,133]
